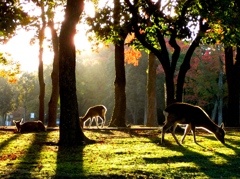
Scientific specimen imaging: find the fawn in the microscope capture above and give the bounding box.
[161,102,225,146]
[13,118,46,133]
[79,105,107,128]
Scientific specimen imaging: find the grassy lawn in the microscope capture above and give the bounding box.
[0,128,239,178]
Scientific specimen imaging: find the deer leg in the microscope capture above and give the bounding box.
[171,123,181,145]
[101,115,106,128]
[181,124,191,144]
[89,118,93,128]
[161,121,174,146]
[95,116,99,128]
[191,125,197,144]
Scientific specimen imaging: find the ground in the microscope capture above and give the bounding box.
[0,127,239,178]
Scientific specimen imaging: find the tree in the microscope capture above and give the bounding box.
[35,0,47,123]
[86,0,131,127]
[125,0,210,106]
[125,33,158,127]
[202,0,240,126]
[47,2,60,127]
[146,52,158,127]
[58,0,91,146]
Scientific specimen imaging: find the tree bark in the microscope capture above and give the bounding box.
[58,0,89,146]
[146,52,158,127]
[48,20,59,127]
[211,100,218,123]
[217,45,224,126]
[109,39,127,127]
[225,45,240,127]
[38,5,46,123]
[108,0,127,127]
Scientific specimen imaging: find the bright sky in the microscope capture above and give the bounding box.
[0,0,178,73]
[0,1,96,73]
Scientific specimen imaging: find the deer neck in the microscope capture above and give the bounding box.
[82,113,91,122]
[201,121,219,134]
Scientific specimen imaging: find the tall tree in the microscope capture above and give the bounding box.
[47,2,60,127]
[58,0,91,145]
[146,52,158,127]
[125,0,209,105]
[202,0,240,126]
[86,0,130,127]
[37,0,46,123]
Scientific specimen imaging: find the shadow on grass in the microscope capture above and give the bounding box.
[54,145,85,178]
[0,133,20,152]
[89,129,115,135]
[7,132,49,178]
[143,135,240,178]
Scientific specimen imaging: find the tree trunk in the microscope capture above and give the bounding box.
[108,39,127,127]
[38,5,46,123]
[58,0,89,146]
[176,37,201,102]
[225,46,240,127]
[48,20,59,127]
[108,0,127,127]
[217,45,224,126]
[1,109,5,126]
[144,93,147,125]
[211,100,218,123]
[146,52,158,127]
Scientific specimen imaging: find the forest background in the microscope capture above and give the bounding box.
[0,42,228,127]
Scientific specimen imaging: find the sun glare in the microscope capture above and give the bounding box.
[0,1,106,73]
[84,1,95,18]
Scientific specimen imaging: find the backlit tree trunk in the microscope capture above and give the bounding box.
[109,39,127,127]
[58,0,89,145]
[38,5,46,123]
[146,52,158,127]
[48,20,59,127]
[108,0,127,127]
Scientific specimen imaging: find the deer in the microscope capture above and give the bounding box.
[79,105,107,128]
[13,118,46,133]
[161,102,225,146]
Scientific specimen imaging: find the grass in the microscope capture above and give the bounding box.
[0,128,239,178]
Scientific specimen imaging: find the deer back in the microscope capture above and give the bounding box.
[21,121,39,132]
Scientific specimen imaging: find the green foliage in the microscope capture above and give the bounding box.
[200,0,240,46]
[85,0,131,47]
[0,0,30,43]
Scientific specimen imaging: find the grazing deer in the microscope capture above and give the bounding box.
[162,102,225,146]
[79,105,107,128]
[13,118,46,133]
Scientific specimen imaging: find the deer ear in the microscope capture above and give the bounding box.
[20,118,23,123]
[220,123,224,129]
[13,120,16,124]
[163,110,169,117]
